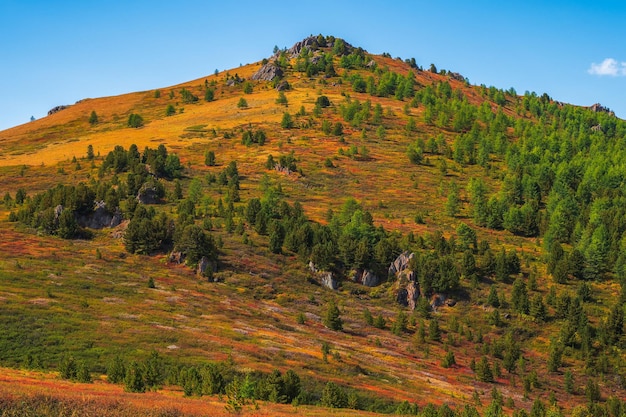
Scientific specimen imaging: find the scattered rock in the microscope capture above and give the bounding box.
[591,124,603,132]
[47,105,70,116]
[445,299,457,307]
[251,62,283,82]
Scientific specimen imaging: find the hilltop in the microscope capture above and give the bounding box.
[1,35,625,417]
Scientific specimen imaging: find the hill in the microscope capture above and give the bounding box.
[1,35,625,417]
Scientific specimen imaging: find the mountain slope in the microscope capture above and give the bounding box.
[1,35,625,416]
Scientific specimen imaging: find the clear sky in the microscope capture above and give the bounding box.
[1,0,624,131]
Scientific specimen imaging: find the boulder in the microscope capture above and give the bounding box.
[389,251,414,276]
[250,62,283,82]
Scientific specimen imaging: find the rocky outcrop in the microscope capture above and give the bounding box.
[137,183,162,204]
[389,251,414,276]
[320,271,338,290]
[75,201,122,229]
[47,105,70,116]
[251,62,283,81]
[589,103,613,114]
[197,256,217,279]
[309,261,338,290]
[350,268,380,287]
[286,36,319,57]
[449,72,466,82]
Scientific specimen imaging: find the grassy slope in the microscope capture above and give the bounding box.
[0,48,619,415]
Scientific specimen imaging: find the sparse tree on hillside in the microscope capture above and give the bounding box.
[323,300,343,331]
[89,110,98,125]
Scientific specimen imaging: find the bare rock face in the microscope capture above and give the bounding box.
[47,105,70,116]
[286,36,319,57]
[350,268,380,287]
[76,201,122,229]
[449,72,466,82]
[389,251,414,276]
[320,271,338,290]
[137,183,161,204]
[251,62,283,81]
[197,256,217,279]
[308,261,338,290]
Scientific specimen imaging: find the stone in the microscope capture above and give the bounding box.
[275,80,290,91]
[169,251,186,264]
[389,251,414,276]
[350,268,380,287]
[406,282,420,310]
[286,36,319,57]
[250,62,283,82]
[137,183,161,204]
[197,256,217,278]
[76,201,122,229]
[320,271,338,290]
[47,105,70,116]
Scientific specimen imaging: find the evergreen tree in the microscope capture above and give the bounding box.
[89,110,98,125]
[281,112,294,128]
[476,356,494,382]
[107,355,126,384]
[323,300,343,331]
[124,361,146,393]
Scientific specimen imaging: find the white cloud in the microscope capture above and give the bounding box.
[588,58,626,76]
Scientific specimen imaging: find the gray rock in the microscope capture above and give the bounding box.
[350,268,380,287]
[286,36,319,57]
[197,256,217,279]
[320,271,338,290]
[406,282,420,310]
[389,251,414,276]
[137,184,161,204]
[76,201,122,229]
[47,105,70,116]
[275,80,290,91]
[169,251,186,264]
[250,62,283,81]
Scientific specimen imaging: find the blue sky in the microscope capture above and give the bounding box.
[1,0,624,131]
